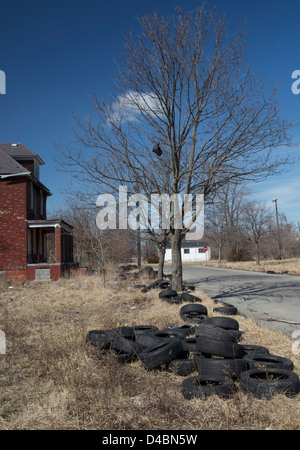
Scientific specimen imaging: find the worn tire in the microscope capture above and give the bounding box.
[240,368,300,399]
[243,344,270,355]
[151,329,186,341]
[167,358,200,376]
[194,323,237,343]
[162,295,183,304]
[181,337,199,354]
[180,303,208,323]
[243,353,294,371]
[86,329,115,350]
[133,325,159,337]
[182,375,235,400]
[213,306,238,316]
[112,335,144,356]
[197,357,248,379]
[163,325,195,337]
[196,335,246,359]
[159,289,178,299]
[181,292,202,303]
[134,331,163,348]
[138,338,184,370]
[206,316,239,330]
[157,280,171,290]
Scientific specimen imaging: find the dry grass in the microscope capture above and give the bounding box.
[0,271,299,430]
[196,258,300,276]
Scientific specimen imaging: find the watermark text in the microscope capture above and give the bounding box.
[96,187,204,240]
[0,70,6,94]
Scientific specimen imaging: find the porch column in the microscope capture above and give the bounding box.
[55,226,62,264]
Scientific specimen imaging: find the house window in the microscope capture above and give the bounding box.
[184,248,190,254]
[30,183,34,210]
[30,183,38,217]
[198,248,204,253]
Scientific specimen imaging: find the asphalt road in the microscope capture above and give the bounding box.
[168,264,300,338]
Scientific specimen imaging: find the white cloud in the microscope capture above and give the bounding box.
[109,90,162,123]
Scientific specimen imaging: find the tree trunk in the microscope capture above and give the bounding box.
[171,229,183,291]
[158,244,166,279]
[255,241,260,265]
[218,246,222,262]
[137,228,141,269]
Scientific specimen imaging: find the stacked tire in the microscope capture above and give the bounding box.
[86,300,300,401]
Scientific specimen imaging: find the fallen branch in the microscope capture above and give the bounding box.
[263,315,300,325]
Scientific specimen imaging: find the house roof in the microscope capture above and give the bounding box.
[0,143,52,195]
[26,219,73,232]
[0,147,30,175]
[0,143,45,165]
[167,241,209,249]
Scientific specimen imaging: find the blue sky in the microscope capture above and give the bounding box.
[1,0,300,222]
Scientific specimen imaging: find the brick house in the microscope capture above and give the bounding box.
[0,142,82,281]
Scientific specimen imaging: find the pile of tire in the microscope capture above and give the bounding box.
[136,278,196,295]
[157,284,238,316]
[86,301,300,401]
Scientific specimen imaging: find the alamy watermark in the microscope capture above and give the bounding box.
[96,187,204,240]
[0,70,6,94]
[0,330,6,354]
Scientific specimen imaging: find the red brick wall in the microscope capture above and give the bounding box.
[26,181,47,220]
[0,177,27,270]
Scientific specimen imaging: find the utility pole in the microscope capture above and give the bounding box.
[136,181,142,269]
[272,199,282,260]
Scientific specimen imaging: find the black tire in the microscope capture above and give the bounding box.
[194,323,237,343]
[179,303,208,323]
[134,331,163,348]
[151,329,186,341]
[227,329,244,341]
[133,325,159,336]
[112,335,144,356]
[181,292,202,303]
[162,295,183,305]
[197,357,248,380]
[181,337,199,354]
[206,316,239,330]
[243,344,270,355]
[157,280,171,290]
[196,335,246,359]
[183,284,196,291]
[110,326,135,338]
[163,325,195,337]
[243,353,294,371]
[180,314,207,325]
[148,279,166,289]
[213,306,238,316]
[180,303,208,315]
[240,368,300,399]
[86,329,115,350]
[159,289,178,299]
[167,358,199,376]
[182,375,235,400]
[138,338,184,370]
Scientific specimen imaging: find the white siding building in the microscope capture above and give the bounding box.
[165,241,211,262]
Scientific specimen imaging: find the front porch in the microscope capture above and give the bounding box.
[25,219,79,281]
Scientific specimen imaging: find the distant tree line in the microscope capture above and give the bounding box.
[204,183,300,264]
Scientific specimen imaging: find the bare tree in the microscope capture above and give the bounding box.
[241,200,272,264]
[57,5,295,290]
